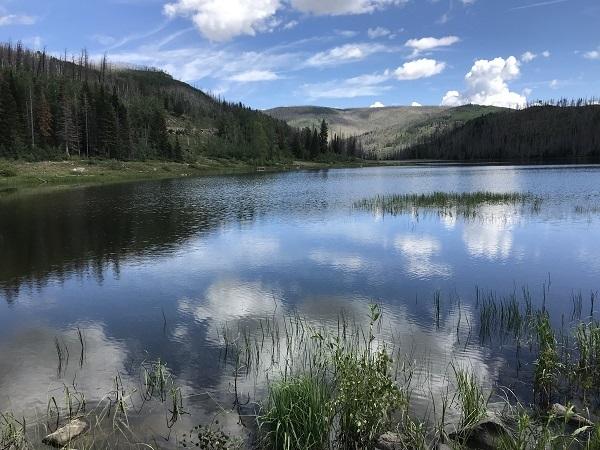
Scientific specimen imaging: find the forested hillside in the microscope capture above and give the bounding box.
[404,104,600,161]
[266,104,503,159]
[0,42,361,163]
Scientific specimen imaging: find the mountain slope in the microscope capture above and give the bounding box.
[266,104,503,158]
[0,42,359,164]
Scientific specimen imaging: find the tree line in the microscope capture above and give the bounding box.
[401,105,600,161]
[0,42,364,163]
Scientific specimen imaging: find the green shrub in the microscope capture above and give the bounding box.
[259,376,331,450]
[0,163,17,178]
[331,349,405,448]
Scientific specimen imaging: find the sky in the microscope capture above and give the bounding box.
[0,0,599,110]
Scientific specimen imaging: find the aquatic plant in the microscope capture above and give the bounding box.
[533,313,560,408]
[452,366,488,430]
[182,425,243,449]
[0,412,27,449]
[354,191,542,219]
[259,376,331,450]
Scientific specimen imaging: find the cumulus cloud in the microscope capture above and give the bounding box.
[0,14,36,26]
[291,0,405,15]
[394,58,446,80]
[163,0,280,41]
[306,43,389,66]
[441,56,527,108]
[405,36,460,56]
[370,101,385,108]
[411,101,422,106]
[229,69,279,82]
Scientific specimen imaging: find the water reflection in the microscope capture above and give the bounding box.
[2,166,600,442]
[0,322,130,414]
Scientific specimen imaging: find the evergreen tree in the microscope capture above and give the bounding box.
[319,119,329,154]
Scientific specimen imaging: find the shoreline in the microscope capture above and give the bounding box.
[2,157,600,199]
[0,158,405,198]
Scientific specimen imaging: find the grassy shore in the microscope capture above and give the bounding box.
[0,158,404,197]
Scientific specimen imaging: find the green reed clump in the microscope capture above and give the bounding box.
[354,191,541,218]
[453,366,488,430]
[575,321,600,394]
[534,313,560,408]
[259,376,331,450]
[141,358,170,401]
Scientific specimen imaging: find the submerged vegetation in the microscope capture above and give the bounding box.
[354,191,543,218]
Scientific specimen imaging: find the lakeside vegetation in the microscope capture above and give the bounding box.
[354,191,543,218]
[2,290,600,449]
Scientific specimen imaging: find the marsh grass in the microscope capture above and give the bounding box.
[354,191,542,218]
[453,366,488,430]
[259,376,331,450]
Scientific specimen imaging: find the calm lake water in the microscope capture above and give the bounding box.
[1,165,600,444]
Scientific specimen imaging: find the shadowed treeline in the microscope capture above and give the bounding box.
[403,105,600,161]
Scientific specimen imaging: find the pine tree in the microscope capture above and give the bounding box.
[319,119,329,154]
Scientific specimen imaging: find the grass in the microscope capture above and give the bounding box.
[354,191,543,218]
[453,366,488,430]
[259,376,331,450]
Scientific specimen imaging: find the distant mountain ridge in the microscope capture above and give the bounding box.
[266,104,503,158]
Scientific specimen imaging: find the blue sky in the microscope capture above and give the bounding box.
[0,0,599,109]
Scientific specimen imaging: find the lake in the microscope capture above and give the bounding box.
[1,165,600,446]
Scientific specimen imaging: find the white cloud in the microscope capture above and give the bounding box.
[229,69,279,82]
[394,58,446,80]
[405,36,460,56]
[584,48,600,60]
[550,79,559,89]
[370,101,386,108]
[368,27,391,39]
[291,0,406,15]
[0,14,36,26]
[306,43,389,66]
[521,50,550,62]
[163,0,281,41]
[441,56,527,108]
[411,101,422,106]
[302,71,391,99]
[521,51,537,63]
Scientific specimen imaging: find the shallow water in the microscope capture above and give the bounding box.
[1,165,600,444]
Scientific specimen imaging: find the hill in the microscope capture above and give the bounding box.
[405,105,600,161]
[0,42,360,165]
[266,104,503,158]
